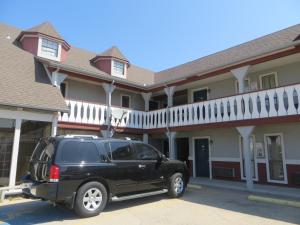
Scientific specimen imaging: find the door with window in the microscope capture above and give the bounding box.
[132,143,164,191]
[194,138,210,177]
[260,73,278,90]
[239,136,257,180]
[193,89,208,103]
[265,134,286,183]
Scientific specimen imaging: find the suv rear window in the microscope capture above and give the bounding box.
[61,141,100,163]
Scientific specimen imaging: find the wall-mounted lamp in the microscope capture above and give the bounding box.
[210,139,214,145]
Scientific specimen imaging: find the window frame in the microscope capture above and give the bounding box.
[37,37,62,61]
[120,94,131,108]
[259,72,278,90]
[190,87,209,103]
[112,59,126,78]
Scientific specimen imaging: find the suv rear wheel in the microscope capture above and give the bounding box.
[168,173,185,198]
[74,181,107,217]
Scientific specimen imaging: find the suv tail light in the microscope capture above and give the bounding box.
[49,165,60,182]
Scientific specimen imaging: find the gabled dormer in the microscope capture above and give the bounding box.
[16,22,70,62]
[91,46,130,78]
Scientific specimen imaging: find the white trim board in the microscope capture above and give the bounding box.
[285,160,300,165]
[0,109,55,122]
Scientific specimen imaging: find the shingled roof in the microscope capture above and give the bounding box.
[154,24,300,84]
[26,21,63,40]
[0,23,68,112]
[98,46,129,62]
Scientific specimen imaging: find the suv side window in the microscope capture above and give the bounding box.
[133,143,159,160]
[110,141,135,160]
[61,141,100,163]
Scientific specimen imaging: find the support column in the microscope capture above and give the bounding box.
[52,70,67,88]
[9,118,22,187]
[167,131,176,159]
[143,133,149,144]
[141,92,152,112]
[102,83,116,135]
[231,65,250,93]
[236,126,255,191]
[51,113,58,137]
[164,86,176,107]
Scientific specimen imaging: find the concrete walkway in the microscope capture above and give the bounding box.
[190,177,300,199]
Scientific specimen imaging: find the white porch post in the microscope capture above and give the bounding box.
[51,113,58,137]
[167,131,177,159]
[141,92,151,143]
[52,71,67,88]
[164,86,176,107]
[141,92,152,112]
[9,118,22,187]
[102,83,116,127]
[236,126,255,191]
[231,65,250,93]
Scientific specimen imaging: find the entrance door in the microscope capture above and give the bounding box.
[176,138,189,163]
[193,89,208,103]
[194,138,210,177]
[265,134,287,183]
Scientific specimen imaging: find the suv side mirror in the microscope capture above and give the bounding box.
[158,154,167,162]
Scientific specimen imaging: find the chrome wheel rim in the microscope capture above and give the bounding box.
[82,188,102,211]
[174,177,184,194]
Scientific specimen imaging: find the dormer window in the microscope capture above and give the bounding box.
[112,59,125,77]
[37,38,61,61]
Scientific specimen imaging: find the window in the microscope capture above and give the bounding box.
[192,88,208,103]
[260,73,278,90]
[133,143,159,160]
[235,79,250,93]
[60,83,66,97]
[112,60,125,77]
[61,141,100,163]
[110,141,135,160]
[121,95,130,108]
[40,38,59,58]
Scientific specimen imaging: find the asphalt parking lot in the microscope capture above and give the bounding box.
[0,186,299,225]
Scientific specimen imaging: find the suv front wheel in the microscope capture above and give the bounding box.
[168,173,185,198]
[74,181,108,217]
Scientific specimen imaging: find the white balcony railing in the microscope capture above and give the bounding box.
[59,84,300,129]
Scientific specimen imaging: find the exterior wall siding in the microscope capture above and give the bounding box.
[20,36,39,55]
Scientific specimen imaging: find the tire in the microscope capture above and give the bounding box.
[168,173,185,198]
[74,181,108,217]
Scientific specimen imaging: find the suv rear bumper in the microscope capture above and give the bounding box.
[23,182,58,201]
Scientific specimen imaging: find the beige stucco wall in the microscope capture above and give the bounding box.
[187,61,300,103]
[65,79,145,110]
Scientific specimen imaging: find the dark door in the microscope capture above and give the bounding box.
[195,138,210,177]
[193,89,208,102]
[176,138,189,163]
[133,143,164,191]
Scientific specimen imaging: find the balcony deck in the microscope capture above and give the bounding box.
[58,83,300,132]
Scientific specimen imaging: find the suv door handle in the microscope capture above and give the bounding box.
[138,164,146,169]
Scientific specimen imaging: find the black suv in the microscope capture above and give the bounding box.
[25,135,189,217]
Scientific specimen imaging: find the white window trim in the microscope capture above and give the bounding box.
[259,72,278,90]
[235,78,251,93]
[190,87,209,103]
[37,37,61,61]
[120,94,131,108]
[238,135,258,182]
[264,133,288,184]
[111,59,127,78]
[192,136,212,180]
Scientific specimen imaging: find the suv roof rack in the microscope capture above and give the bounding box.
[64,135,99,139]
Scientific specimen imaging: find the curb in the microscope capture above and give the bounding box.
[248,195,300,208]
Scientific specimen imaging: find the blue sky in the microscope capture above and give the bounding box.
[1,0,300,71]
